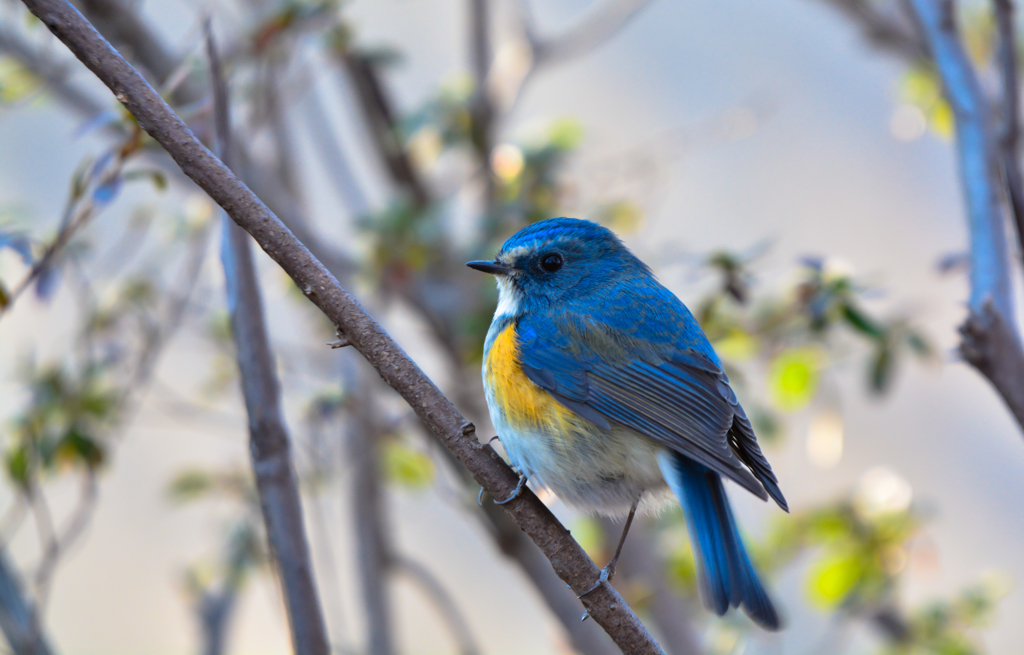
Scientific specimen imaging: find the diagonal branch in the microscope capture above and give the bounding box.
[0,548,54,655]
[527,0,656,67]
[20,1,665,651]
[992,0,1024,262]
[206,23,332,655]
[909,0,1024,432]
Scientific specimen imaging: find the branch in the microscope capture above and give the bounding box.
[601,517,701,655]
[0,25,108,120]
[812,0,928,62]
[206,24,331,655]
[909,0,1024,434]
[392,556,480,655]
[72,0,204,103]
[469,0,496,218]
[346,377,394,655]
[528,0,655,67]
[959,300,1024,427]
[0,549,53,655]
[332,47,430,209]
[992,0,1024,262]
[20,2,664,651]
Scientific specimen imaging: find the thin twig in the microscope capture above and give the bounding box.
[392,556,481,655]
[19,2,664,650]
[206,22,332,655]
[33,471,97,613]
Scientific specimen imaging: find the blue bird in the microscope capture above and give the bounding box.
[467,218,787,629]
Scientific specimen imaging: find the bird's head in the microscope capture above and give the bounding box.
[467,218,651,317]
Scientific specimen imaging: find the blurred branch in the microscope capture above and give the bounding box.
[333,47,430,208]
[0,25,108,119]
[0,549,53,655]
[959,300,1024,428]
[33,471,97,612]
[602,517,701,655]
[72,0,204,103]
[812,0,927,61]
[392,556,480,655]
[469,0,496,216]
[0,139,134,321]
[346,378,393,655]
[992,0,1024,262]
[909,0,1024,434]
[22,3,665,651]
[206,24,331,655]
[526,0,655,67]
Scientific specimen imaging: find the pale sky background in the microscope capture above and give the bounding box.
[1,0,1024,653]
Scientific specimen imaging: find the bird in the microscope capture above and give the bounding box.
[467,217,788,629]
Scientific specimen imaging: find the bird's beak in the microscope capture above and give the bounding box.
[466,260,511,275]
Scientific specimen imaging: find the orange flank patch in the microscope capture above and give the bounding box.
[485,323,583,436]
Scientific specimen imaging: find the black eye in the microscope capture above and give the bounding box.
[540,253,564,273]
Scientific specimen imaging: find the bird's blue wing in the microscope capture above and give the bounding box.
[517,277,786,509]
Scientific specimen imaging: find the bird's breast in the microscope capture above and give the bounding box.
[483,321,579,435]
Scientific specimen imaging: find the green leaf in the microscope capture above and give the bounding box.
[769,348,820,412]
[167,470,214,502]
[383,442,434,488]
[841,303,884,339]
[808,552,863,607]
[56,430,104,467]
[6,446,29,489]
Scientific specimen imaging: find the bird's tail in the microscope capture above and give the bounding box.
[659,452,781,630]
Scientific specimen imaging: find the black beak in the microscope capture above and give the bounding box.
[466,260,511,275]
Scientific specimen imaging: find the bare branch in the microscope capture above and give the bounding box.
[346,377,394,655]
[812,0,927,62]
[959,300,1024,427]
[909,0,1024,435]
[992,0,1024,261]
[33,471,97,612]
[20,1,665,650]
[392,556,480,655]
[601,517,701,655]
[0,549,53,655]
[468,0,498,222]
[0,25,108,120]
[206,23,331,655]
[332,47,431,208]
[909,0,1012,318]
[529,0,655,67]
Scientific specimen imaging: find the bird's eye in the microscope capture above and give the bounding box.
[540,253,564,273]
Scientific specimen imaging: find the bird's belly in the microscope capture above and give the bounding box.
[482,323,669,516]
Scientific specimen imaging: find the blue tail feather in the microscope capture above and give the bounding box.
[659,452,781,630]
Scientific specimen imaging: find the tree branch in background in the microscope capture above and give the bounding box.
[20,2,664,651]
[469,0,497,219]
[346,376,394,655]
[391,556,481,655]
[812,0,927,61]
[72,0,204,103]
[333,45,430,209]
[0,24,108,120]
[992,0,1024,261]
[527,0,655,67]
[600,517,701,655]
[908,0,1024,433]
[0,549,54,655]
[206,24,332,655]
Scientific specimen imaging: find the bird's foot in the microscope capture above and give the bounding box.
[577,563,616,599]
[494,471,527,505]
